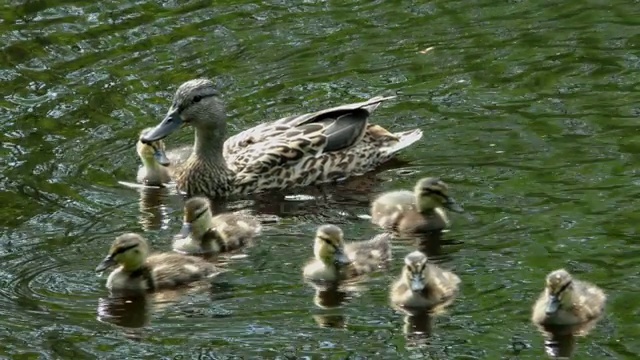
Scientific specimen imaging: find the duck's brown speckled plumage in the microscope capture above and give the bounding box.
[95,233,221,293]
[371,177,464,234]
[172,197,261,255]
[390,251,460,313]
[532,269,606,326]
[303,224,392,282]
[141,79,423,198]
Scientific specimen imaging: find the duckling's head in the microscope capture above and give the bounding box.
[140,79,226,143]
[414,177,464,214]
[137,127,170,167]
[314,225,351,267]
[177,196,214,240]
[95,233,150,273]
[544,269,574,315]
[403,251,430,292]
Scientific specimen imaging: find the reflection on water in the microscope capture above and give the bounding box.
[137,186,174,231]
[403,313,433,344]
[97,294,151,334]
[536,319,602,359]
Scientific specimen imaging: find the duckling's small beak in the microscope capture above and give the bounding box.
[95,255,116,272]
[153,147,170,167]
[141,107,182,143]
[177,222,192,238]
[410,276,425,292]
[334,249,351,266]
[545,295,561,315]
[444,196,464,213]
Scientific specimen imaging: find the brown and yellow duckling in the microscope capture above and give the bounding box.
[532,269,606,326]
[390,251,460,313]
[371,177,464,234]
[303,224,392,282]
[95,233,222,292]
[172,196,262,255]
[136,127,192,186]
[136,127,173,186]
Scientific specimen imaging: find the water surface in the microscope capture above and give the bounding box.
[1,0,638,358]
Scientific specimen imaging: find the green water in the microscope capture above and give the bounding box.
[1,0,638,358]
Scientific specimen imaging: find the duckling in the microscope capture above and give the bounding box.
[136,127,191,186]
[172,196,262,255]
[136,127,173,186]
[303,224,392,282]
[371,177,464,234]
[532,269,606,326]
[390,251,460,313]
[95,233,221,292]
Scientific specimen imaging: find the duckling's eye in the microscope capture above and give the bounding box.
[193,95,203,103]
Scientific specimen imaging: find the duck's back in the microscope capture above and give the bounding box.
[371,190,416,227]
[345,233,392,275]
[145,253,221,289]
[567,280,606,321]
[219,97,423,195]
[211,211,262,250]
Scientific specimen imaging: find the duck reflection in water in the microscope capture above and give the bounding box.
[311,284,351,329]
[535,319,601,359]
[97,293,150,333]
[402,313,434,344]
[137,186,173,232]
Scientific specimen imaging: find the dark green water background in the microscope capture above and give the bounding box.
[1,0,639,359]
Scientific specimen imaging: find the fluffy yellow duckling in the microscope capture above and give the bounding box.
[172,197,262,255]
[136,127,173,186]
[303,224,392,282]
[95,233,221,292]
[371,177,464,234]
[532,269,606,326]
[390,251,460,312]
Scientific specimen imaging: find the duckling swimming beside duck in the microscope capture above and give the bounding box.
[172,197,261,256]
[303,224,392,282]
[532,269,606,326]
[95,233,222,292]
[371,177,463,234]
[136,127,172,186]
[390,251,460,313]
[136,127,191,186]
[139,78,423,198]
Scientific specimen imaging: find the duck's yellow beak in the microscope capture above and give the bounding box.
[95,255,116,272]
[141,107,182,142]
[545,295,561,315]
[177,222,192,239]
[333,248,351,266]
[153,146,170,167]
[410,275,425,292]
[444,196,464,213]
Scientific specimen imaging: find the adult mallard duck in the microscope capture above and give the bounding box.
[172,196,262,255]
[371,177,464,234]
[390,251,460,313]
[140,79,423,198]
[136,127,191,186]
[531,269,606,326]
[95,233,222,292]
[302,224,392,282]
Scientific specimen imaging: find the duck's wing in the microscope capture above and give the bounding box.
[228,96,397,180]
[224,96,396,164]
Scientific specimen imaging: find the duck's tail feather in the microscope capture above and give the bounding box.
[362,95,397,113]
[384,128,423,155]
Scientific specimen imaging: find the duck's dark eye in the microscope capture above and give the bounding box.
[193,95,203,103]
